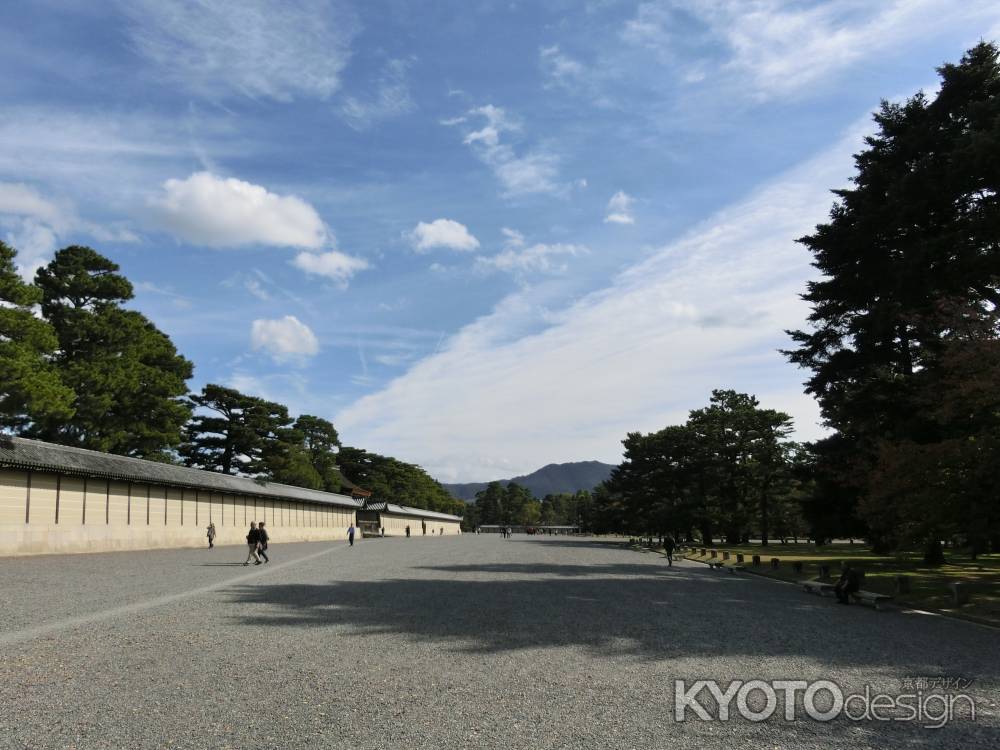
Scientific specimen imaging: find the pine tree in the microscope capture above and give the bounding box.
[786,43,1000,556]
[0,242,75,430]
[28,245,192,456]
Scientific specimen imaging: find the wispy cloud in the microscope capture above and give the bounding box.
[452,105,572,198]
[0,181,137,276]
[336,122,870,481]
[122,0,358,101]
[621,0,1000,99]
[604,190,635,225]
[292,249,369,287]
[339,58,415,130]
[476,242,587,276]
[540,45,586,90]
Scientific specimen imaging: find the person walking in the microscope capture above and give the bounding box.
[405,525,411,538]
[206,522,216,549]
[347,523,356,547]
[257,521,270,563]
[663,535,676,567]
[244,522,260,566]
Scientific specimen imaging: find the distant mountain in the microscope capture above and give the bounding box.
[441,461,616,501]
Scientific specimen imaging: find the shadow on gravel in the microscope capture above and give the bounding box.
[221,565,1000,680]
[413,563,681,577]
[508,538,629,550]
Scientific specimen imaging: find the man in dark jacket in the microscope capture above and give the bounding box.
[244,523,260,566]
[257,521,270,564]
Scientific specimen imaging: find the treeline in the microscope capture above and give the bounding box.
[467,481,594,529]
[0,243,464,517]
[594,390,808,545]
[590,43,1000,563]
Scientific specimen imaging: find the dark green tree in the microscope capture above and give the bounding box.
[336,446,465,516]
[474,481,505,526]
[0,242,75,430]
[786,43,1000,558]
[28,246,192,457]
[181,384,293,477]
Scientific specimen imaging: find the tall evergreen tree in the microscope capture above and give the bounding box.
[181,384,292,477]
[0,242,75,430]
[785,43,1000,557]
[28,246,192,457]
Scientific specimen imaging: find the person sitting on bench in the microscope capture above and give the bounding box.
[835,565,861,604]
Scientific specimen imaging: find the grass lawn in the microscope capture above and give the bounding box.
[671,542,1000,627]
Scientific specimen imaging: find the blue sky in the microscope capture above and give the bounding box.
[2,1,999,481]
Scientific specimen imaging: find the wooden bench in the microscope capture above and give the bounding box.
[802,580,836,596]
[851,590,894,611]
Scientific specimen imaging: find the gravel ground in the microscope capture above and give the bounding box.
[0,535,997,749]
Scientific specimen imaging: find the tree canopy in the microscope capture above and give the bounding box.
[0,241,75,430]
[786,42,1000,559]
[26,246,192,458]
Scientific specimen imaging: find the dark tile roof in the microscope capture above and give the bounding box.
[0,437,361,509]
[361,500,462,522]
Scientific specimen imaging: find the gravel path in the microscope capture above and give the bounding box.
[0,536,997,749]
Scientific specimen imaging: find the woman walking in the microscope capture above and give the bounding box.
[206,522,216,549]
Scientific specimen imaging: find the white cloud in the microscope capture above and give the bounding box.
[250,315,319,361]
[604,190,636,225]
[540,45,585,89]
[292,249,369,286]
[501,227,525,248]
[149,172,328,248]
[622,0,1000,99]
[408,219,480,253]
[122,0,358,101]
[339,58,415,130]
[0,181,136,276]
[456,105,571,197]
[244,277,271,301]
[476,243,587,275]
[336,122,869,481]
[0,182,64,226]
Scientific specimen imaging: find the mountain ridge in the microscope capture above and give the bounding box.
[441,460,615,501]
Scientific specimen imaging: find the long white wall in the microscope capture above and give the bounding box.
[0,468,358,556]
[379,512,461,537]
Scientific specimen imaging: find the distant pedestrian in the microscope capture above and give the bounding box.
[207,522,216,549]
[244,522,261,566]
[257,521,270,563]
[421,521,426,536]
[663,535,676,567]
[348,524,356,547]
[507,526,512,539]
[380,527,385,537]
[405,525,411,538]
